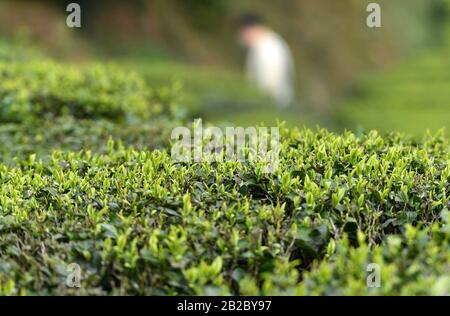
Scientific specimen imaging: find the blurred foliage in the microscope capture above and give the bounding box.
[174,0,228,30]
[336,51,450,136]
[0,39,42,61]
[1,0,447,110]
[1,1,450,134]
[121,59,318,128]
[336,0,450,137]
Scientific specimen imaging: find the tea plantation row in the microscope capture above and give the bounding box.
[0,129,449,295]
[0,49,448,295]
[0,58,181,164]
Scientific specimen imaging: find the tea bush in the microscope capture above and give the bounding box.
[234,222,450,296]
[0,116,178,165]
[0,40,41,62]
[0,51,184,165]
[0,127,449,295]
[298,223,450,296]
[0,60,174,123]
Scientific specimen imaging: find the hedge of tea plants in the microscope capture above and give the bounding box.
[0,40,41,62]
[0,48,448,295]
[0,57,182,164]
[0,127,449,295]
[0,60,171,123]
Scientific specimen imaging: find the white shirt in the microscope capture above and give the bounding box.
[246,31,295,108]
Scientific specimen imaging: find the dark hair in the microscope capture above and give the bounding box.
[237,12,263,29]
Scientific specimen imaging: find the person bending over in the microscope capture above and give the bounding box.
[238,13,295,108]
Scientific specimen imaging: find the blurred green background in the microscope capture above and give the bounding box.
[1,0,450,136]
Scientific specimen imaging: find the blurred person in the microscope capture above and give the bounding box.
[238,13,295,108]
